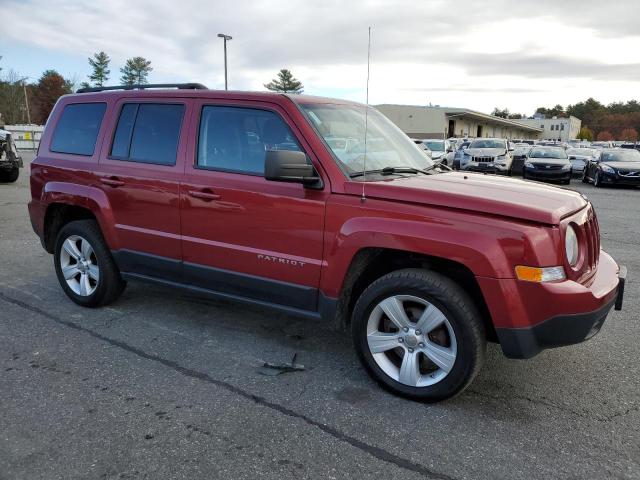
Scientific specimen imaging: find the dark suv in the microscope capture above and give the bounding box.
[28,84,625,401]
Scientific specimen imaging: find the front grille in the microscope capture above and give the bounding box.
[581,208,600,276]
[619,170,640,177]
[535,164,563,170]
[472,156,493,163]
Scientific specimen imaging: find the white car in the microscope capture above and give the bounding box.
[419,139,455,167]
[460,138,514,175]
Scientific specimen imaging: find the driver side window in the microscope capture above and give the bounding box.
[196,106,302,175]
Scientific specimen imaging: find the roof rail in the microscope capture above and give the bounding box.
[76,83,208,93]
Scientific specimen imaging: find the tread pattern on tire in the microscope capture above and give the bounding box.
[54,219,125,307]
[351,268,486,401]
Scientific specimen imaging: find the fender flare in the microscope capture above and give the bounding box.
[42,181,120,249]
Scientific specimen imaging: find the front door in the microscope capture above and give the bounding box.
[180,101,328,312]
[97,99,190,279]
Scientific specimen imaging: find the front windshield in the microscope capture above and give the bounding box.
[300,103,434,175]
[468,139,505,149]
[567,148,597,157]
[601,149,640,162]
[529,147,568,159]
[423,140,445,151]
[514,146,530,156]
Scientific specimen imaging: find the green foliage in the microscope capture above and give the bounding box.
[264,69,304,94]
[120,57,153,86]
[577,127,593,141]
[88,51,110,87]
[491,107,509,118]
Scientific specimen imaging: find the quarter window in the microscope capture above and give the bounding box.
[197,106,302,175]
[110,103,184,165]
[50,103,106,156]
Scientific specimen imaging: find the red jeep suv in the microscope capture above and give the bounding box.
[28,84,625,401]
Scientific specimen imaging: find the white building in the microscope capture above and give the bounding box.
[375,104,543,140]
[516,116,581,142]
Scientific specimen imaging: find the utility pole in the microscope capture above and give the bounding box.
[217,33,232,90]
[20,77,31,124]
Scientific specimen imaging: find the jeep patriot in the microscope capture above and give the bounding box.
[28,84,626,401]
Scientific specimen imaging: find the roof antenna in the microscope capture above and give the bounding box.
[361,26,372,203]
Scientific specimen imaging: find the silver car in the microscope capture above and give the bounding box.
[566,147,598,175]
[460,138,514,175]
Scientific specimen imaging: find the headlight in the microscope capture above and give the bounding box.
[524,161,534,168]
[601,164,615,174]
[565,224,579,267]
[561,164,571,170]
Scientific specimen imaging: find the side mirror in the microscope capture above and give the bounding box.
[265,150,322,188]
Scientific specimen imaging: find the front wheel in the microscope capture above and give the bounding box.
[582,169,589,183]
[351,269,486,402]
[594,170,603,188]
[54,220,126,307]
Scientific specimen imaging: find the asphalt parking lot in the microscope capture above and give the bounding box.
[1,152,638,480]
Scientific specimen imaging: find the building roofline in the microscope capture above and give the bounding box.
[375,104,543,132]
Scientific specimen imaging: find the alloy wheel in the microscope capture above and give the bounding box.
[59,235,99,296]
[366,295,457,387]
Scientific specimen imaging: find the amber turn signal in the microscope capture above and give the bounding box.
[515,265,566,283]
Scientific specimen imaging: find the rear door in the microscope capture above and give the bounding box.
[97,98,190,280]
[179,100,328,312]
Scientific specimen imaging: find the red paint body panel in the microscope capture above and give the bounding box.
[28,89,622,348]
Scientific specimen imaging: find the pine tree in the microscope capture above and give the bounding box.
[264,69,304,94]
[120,57,153,86]
[88,51,110,87]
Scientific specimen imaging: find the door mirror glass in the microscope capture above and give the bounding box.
[265,150,322,188]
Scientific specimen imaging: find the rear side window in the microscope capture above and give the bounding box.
[197,106,301,175]
[50,103,106,156]
[110,103,184,165]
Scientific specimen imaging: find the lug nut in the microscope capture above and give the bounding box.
[408,348,414,353]
[415,330,422,335]
[398,338,404,343]
[403,327,409,333]
[419,342,425,348]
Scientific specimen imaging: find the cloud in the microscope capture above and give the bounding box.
[3,0,640,114]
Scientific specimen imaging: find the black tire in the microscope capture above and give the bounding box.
[54,219,126,307]
[0,167,19,183]
[351,268,486,402]
[594,170,603,188]
[562,178,571,185]
[582,169,589,183]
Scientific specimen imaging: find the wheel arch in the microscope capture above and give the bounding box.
[332,247,497,342]
[41,182,117,253]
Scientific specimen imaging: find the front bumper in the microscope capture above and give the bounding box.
[524,167,571,182]
[461,161,509,174]
[601,171,640,186]
[478,251,624,359]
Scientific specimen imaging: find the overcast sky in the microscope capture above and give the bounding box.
[3,0,640,115]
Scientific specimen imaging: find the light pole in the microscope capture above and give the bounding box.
[217,33,232,90]
[19,77,31,124]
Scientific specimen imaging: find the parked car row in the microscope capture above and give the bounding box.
[421,136,640,188]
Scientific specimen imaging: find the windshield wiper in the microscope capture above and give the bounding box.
[349,166,427,178]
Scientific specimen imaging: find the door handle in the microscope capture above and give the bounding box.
[188,189,221,201]
[100,177,125,187]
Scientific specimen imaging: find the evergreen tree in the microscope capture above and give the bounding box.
[120,57,153,85]
[88,51,110,87]
[264,69,303,94]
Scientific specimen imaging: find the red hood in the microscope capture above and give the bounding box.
[344,172,587,225]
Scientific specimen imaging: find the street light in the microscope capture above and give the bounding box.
[217,33,232,90]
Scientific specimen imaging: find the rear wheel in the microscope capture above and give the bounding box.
[351,269,485,402]
[0,167,19,183]
[582,169,589,183]
[54,220,126,307]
